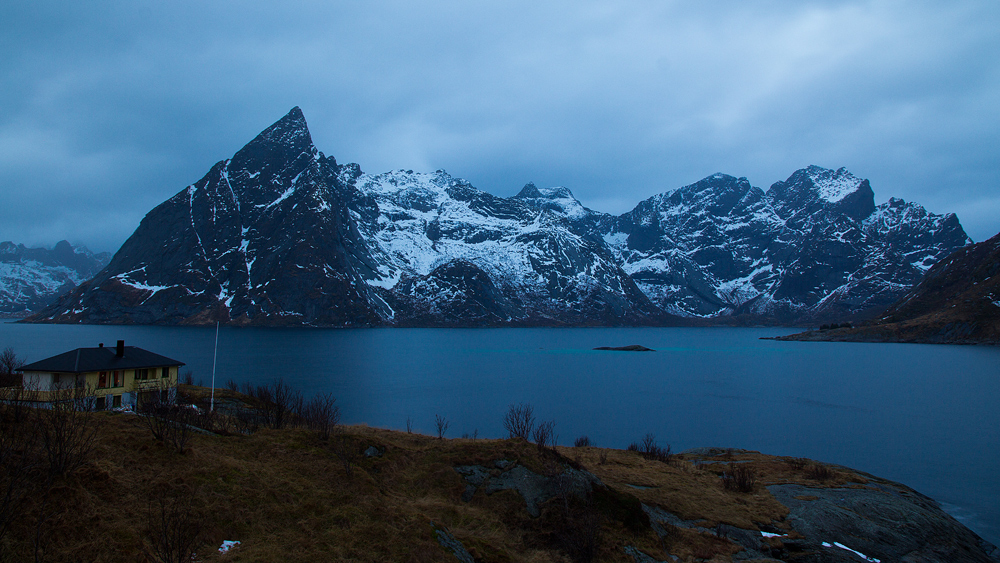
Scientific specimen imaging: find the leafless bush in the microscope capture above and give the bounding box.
[332,434,357,477]
[533,420,555,452]
[141,488,202,563]
[0,404,40,553]
[0,347,24,387]
[434,414,450,440]
[629,433,671,463]
[574,436,591,447]
[230,404,262,435]
[300,392,340,441]
[406,416,412,434]
[137,383,192,454]
[36,387,101,476]
[240,378,301,430]
[503,402,535,440]
[721,462,756,493]
[598,450,608,465]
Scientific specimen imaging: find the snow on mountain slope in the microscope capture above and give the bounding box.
[601,167,971,323]
[347,170,662,325]
[0,241,110,316]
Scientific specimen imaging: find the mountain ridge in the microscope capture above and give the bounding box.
[0,240,111,317]
[25,108,972,327]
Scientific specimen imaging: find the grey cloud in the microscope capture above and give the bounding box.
[1,1,998,252]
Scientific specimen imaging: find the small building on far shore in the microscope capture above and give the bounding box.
[16,340,185,410]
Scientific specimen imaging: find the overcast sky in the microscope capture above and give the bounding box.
[2,1,998,253]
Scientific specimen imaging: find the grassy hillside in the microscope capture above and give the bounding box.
[0,385,991,563]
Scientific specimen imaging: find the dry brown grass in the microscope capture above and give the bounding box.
[0,398,871,563]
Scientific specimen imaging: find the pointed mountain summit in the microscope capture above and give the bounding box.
[767,165,876,227]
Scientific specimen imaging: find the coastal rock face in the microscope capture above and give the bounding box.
[776,231,1000,344]
[0,240,110,317]
[27,108,971,326]
[768,482,1000,563]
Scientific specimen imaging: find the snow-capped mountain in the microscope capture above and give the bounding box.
[0,240,110,317]
[603,166,970,322]
[27,108,971,326]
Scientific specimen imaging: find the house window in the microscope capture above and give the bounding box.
[96,396,106,410]
[161,367,169,379]
[98,372,107,388]
[113,371,122,387]
[136,368,149,381]
[112,395,121,408]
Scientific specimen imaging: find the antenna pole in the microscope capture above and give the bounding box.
[211,321,219,412]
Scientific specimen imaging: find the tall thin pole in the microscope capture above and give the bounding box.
[211,321,219,412]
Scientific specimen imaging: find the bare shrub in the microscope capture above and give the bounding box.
[434,414,450,440]
[533,420,555,452]
[332,434,357,477]
[137,383,192,454]
[629,433,671,463]
[141,488,202,563]
[0,404,40,552]
[300,392,340,441]
[405,416,412,434]
[0,347,24,387]
[36,387,101,476]
[598,450,608,465]
[721,462,756,493]
[503,402,535,440]
[574,436,591,448]
[240,378,302,430]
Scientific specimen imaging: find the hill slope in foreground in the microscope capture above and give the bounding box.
[2,386,996,563]
[772,231,1000,345]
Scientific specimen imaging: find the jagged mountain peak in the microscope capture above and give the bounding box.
[228,107,317,181]
[767,165,875,225]
[802,165,863,203]
[514,183,572,200]
[511,183,591,220]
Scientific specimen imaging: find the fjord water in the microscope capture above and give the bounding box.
[2,324,998,545]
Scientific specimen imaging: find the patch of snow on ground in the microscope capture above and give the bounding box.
[760,531,785,538]
[219,540,240,553]
[821,541,879,562]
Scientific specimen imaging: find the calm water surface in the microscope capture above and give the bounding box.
[2,323,998,545]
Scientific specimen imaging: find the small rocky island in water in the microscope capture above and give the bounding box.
[593,344,655,351]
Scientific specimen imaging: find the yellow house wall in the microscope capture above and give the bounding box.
[82,366,178,396]
[20,366,179,397]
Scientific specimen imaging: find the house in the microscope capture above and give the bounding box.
[17,340,185,410]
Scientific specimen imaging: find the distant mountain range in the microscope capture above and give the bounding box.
[774,231,1000,344]
[24,108,972,327]
[0,241,110,317]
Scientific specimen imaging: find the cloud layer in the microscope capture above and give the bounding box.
[2,1,998,252]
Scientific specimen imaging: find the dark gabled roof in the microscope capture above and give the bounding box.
[20,346,185,374]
